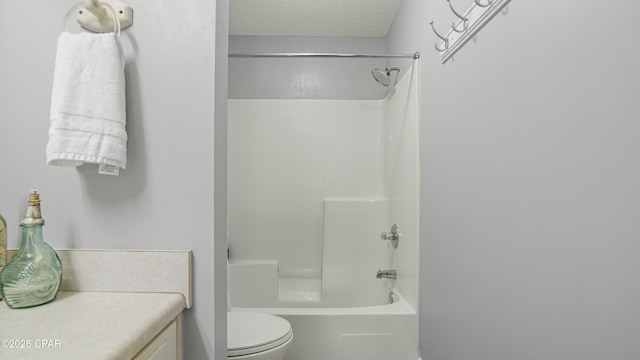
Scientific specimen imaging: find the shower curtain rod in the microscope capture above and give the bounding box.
[229,52,420,59]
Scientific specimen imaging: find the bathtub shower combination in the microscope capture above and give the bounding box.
[228,52,420,360]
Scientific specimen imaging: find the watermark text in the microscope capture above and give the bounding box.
[1,339,62,349]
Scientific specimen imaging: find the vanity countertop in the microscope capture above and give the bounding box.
[0,291,185,360]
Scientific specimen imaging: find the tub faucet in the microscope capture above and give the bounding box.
[376,269,397,279]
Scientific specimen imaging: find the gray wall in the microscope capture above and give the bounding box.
[387,0,640,359]
[0,1,223,359]
[229,36,389,99]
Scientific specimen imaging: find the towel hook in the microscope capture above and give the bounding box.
[77,0,133,35]
[430,21,449,52]
[474,0,494,8]
[447,0,469,33]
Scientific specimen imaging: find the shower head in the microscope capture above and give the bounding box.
[372,67,400,87]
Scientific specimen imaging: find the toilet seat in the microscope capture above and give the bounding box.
[228,312,293,357]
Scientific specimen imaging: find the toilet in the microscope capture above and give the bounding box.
[227,311,293,360]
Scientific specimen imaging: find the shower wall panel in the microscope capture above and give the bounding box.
[322,198,390,306]
[228,99,384,274]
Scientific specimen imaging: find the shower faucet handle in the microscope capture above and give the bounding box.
[380,224,400,249]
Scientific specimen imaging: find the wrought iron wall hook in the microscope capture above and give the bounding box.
[475,0,494,8]
[429,21,449,52]
[447,0,469,33]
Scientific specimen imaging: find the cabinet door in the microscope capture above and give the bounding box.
[133,320,178,360]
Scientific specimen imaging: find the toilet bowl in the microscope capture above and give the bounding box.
[228,311,293,360]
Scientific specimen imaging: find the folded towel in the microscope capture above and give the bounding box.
[47,32,127,169]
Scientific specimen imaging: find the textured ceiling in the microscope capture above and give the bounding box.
[230,0,404,37]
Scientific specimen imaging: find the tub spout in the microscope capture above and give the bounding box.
[376,269,397,279]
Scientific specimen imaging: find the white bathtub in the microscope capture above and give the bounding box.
[230,258,419,360]
[231,289,418,360]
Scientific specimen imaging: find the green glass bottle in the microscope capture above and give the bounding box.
[0,190,62,309]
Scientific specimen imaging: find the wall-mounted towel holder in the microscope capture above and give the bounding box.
[77,0,133,33]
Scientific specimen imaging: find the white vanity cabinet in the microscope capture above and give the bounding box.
[133,317,182,360]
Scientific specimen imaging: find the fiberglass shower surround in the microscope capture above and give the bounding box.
[228,49,420,301]
[227,52,420,360]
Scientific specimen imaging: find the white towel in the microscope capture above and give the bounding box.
[47,32,127,169]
